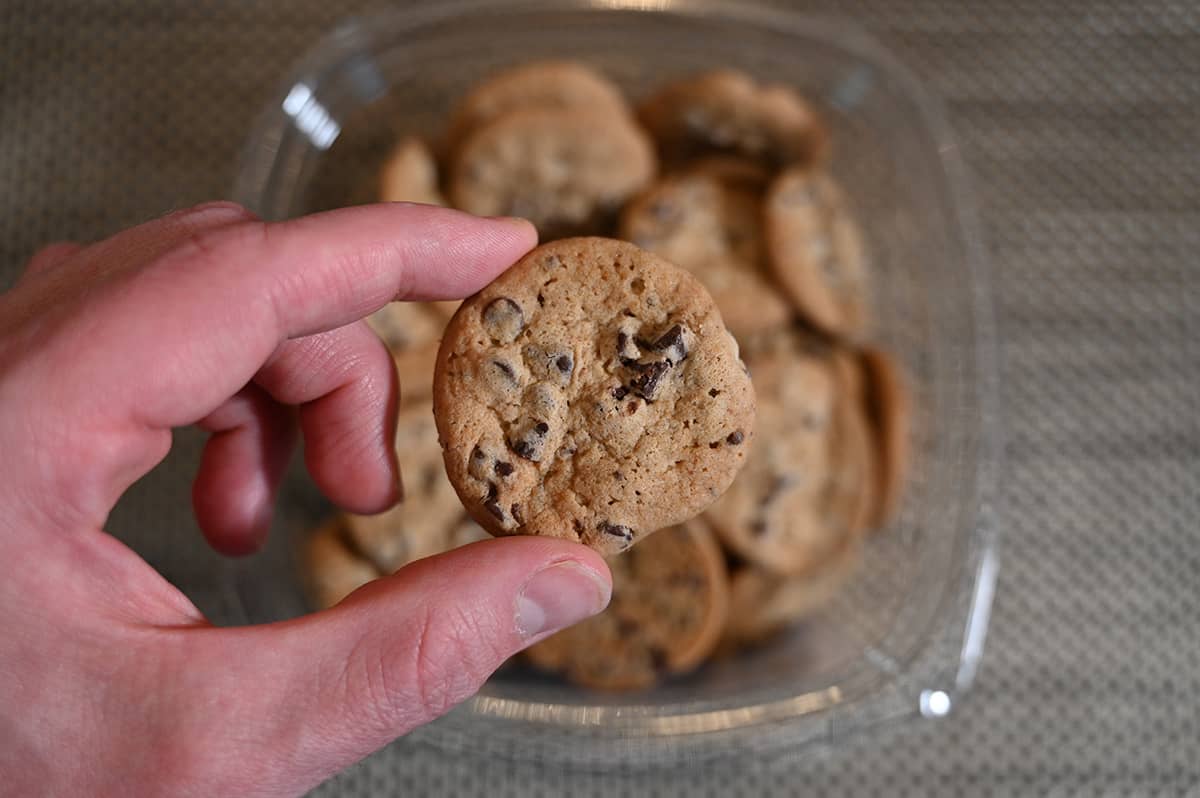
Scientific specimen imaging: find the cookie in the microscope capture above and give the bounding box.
[304,519,381,610]
[525,519,729,690]
[449,108,656,238]
[343,400,464,572]
[433,237,756,556]
[619,173,790,342]
[444,60,630,157]
[379,136,445,206]
[721,533,864,647]
[764,167,869,339]
[639,69,827,169]
[859,347,911,530]
[392,340,440,402]
[705,341,871,574]
[445,516,491,549]
[367,302,448,353]
[682,154,772,191]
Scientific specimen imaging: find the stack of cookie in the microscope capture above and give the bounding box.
[301,61,911,691]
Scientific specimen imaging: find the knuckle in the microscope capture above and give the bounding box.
[349,599,505,730]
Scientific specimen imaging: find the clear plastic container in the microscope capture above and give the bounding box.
[230,0,1001,766]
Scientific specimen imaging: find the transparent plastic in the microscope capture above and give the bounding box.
[230,0,1001,766]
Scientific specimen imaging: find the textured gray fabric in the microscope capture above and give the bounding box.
[2,1,1199,795]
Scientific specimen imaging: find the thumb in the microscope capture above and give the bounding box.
[200,537,610,793]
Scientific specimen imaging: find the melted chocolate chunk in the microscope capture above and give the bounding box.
[726,430,745,445]
[597,522,634,545]
[492,359,517,382]
[484,499,505,522]
[494,460,514,477]
[650,324,689,364]
[555,354,573,376]
[510,503,524,525]
[509,420,550,461]
[629,360,671,401]
[612,385,630,400]
[481,297,525,344]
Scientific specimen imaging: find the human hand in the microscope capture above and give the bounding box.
[0,202,612,797]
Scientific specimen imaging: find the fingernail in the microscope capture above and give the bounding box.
[487,215,537,232]
[516,560,611,640]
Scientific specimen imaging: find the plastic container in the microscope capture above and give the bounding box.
[230,0,1001,766]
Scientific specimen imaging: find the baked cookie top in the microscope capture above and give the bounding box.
[433,237,755,555]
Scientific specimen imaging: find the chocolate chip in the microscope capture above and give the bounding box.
[421,465,438,493]
[726,430,745,445]
[472,446,485,462]
[572,519,585,537]
[709,388,721,397]
[762,474,796,506]
[510,503,524,525]
[536,292,545,306]
[492,359,517,382]
[509,420,550,461]
[494,461,514,477]
[612,385,630,400]
[484,498,505,522]
[486,481,498,501]
[648,646,670,672]
[555,354,573,376]
[629,360,671,401]
[750,519,768,536]
[598,521,633,544]
[481,297,525,344]
[650,324,689,364]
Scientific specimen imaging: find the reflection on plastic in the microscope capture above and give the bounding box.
[282,83,340,150]
[919,689,951,718]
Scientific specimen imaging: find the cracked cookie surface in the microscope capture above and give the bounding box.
[433,237,755,555]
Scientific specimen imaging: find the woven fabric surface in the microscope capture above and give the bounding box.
[2,1,1199,795]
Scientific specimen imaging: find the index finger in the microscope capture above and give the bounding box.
[54,203,535,430]
[7,204,534,528]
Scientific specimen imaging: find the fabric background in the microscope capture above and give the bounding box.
[2,1,1198,795]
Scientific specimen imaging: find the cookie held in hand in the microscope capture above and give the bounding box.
[433,237,756,555]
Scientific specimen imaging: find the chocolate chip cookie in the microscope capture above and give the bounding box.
[705,341,871,574]
[379,136,445,206]
[721,533,864,647]
[304,518,381,610]
[639,69,827,168]
[444,60,631,157]
[859,347,911,530]
[449,108,656,238]
[525,519,729,690]
[433,237,756,555]
[764,167,869,339]
[367,301,450,354]
[683,154,772,191]
[619,172,790,342]
[343,400,464,572]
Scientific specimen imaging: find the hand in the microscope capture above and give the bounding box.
[0,202,612,797]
